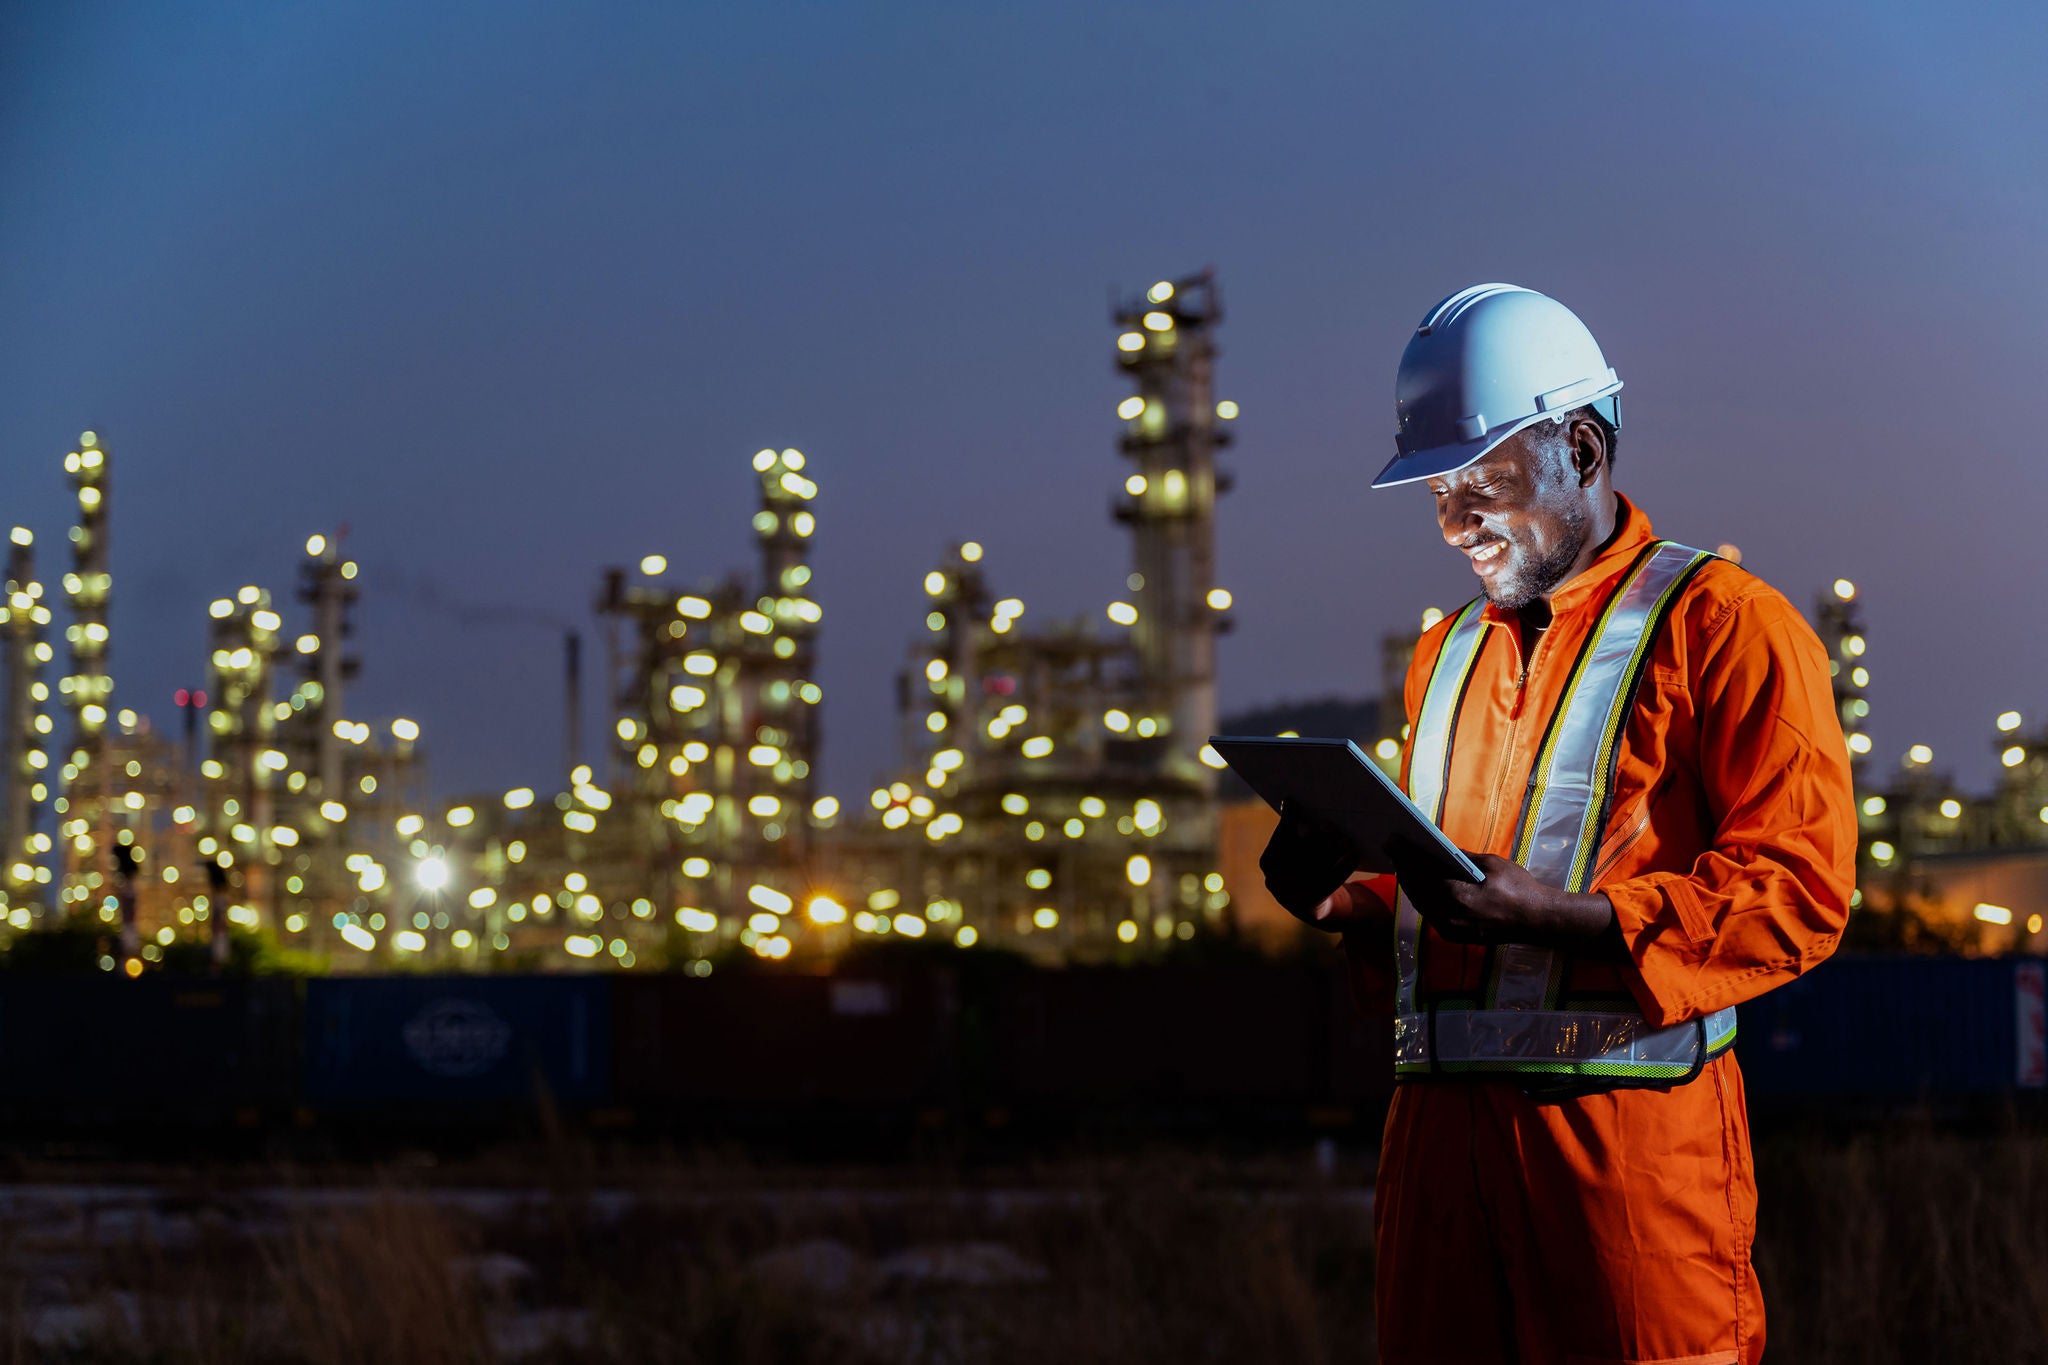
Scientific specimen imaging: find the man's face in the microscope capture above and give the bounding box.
[1427,424,1593,611]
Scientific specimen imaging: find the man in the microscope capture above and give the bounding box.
[1262,283,1855,1365]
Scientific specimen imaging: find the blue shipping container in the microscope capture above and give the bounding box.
[1737,955,2043,1098]
[304,976,611,1107]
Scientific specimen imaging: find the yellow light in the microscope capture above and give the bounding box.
[1940,799,1962,818]
[926,658,948,682]
[1847,733,1873,754]
[1862,796,1886,816]
[812,796,840,820]
[748,911,780,934]
[1907,744,1932,765]
[392,718,420,742]
[955,926,978,947]
[1126,854,1152,886]
[753,448,778,471]
[1125,474,1148,496]
[792,512,815,536]
[1833,578,1856,601]
[1032,908,1058,930]
[2003,746,2027,768]
[1843,635,1866,657]
[1215,400,1239,420]
[320,801,348,822]
[1106,601,1138,626]
[869,889,901,911]
[1021,736,1053,759]
[566,936,600,958]
[1062,818,1084,838]
[748,883,793,914]
[1142,311,1173,331]
[251,609,281,631]
[748,795,781,817]
[1117,920,1139,943]
[1146,281,1175,303]
[677,908,717,932]
[1001,793,1028,815]
[1206,588,1232,610]
[272,825,300,847]
[1117,396,1145,420]
[1134,798,1162,831]
[894,913,927,937]
[640,554,667,576]
[340,924,376,952]
[1118,332,1145,352]
[670,684,707,711]
[807,896,846,924]
[468,888,496,910]
[1999,711,2024,732]
[1199,744,1226,770]
[394,930,426,953]
[961,541,982,562]
[676,595,711,619]
[1104,709,1131,733]
[1975,902,2014,926]
[1870,840,1895,863]
[993,598,1023,619]
[748,744,780,765]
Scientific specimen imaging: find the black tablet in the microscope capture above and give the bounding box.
[1209,735,1485,883]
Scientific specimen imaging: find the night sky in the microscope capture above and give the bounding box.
[5,2,2045,804]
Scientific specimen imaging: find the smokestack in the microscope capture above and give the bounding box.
[564,630,582,778]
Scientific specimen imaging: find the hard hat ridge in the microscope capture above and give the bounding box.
[1373,283,1622,489]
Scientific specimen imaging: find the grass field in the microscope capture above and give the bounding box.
[1,1121,2040,1362]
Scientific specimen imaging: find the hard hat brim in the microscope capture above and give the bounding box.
[1370,382,1621,490]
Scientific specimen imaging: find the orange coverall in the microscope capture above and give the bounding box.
[1349,494,1857,1365]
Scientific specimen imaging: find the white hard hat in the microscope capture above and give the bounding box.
[1372,283,1622,489]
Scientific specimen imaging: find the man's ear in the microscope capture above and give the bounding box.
[1569,417,1608,486]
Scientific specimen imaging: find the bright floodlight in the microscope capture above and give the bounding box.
[415,855,450,891]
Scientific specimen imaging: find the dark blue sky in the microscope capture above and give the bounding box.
[5,2,2045,801]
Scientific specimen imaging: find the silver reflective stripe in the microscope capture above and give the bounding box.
[1395,1005,1738,1078]
[1394,540,1726,1082]
[1395,600,1488,1017]
[1487,542,1712,1012]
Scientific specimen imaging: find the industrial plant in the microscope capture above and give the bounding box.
[3,270,2044,973]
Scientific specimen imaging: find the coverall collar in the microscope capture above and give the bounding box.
[1478,490,1651,628]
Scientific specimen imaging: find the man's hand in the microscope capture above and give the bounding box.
[1395,850,1621,952]
[1259,804,1359,926]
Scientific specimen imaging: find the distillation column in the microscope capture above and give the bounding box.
[2,529,54,913]
[1110,272,1234,791]
[59,431,117,907]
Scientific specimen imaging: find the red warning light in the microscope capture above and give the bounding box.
[173,689,188,706]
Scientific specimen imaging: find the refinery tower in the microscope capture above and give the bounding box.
[843,270,1240,960]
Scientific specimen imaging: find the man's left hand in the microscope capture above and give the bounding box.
[1397,851,1620,950]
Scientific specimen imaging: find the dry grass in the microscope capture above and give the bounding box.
[1755,1120,2048,1363]
[2,1124,2044,1363]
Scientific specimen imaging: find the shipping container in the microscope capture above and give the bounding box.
[1736,955,2046,1099]
[302,975,610,1112]
[0,976,298,1127]
[612,969,956,1124]
[986,965,1330,1125]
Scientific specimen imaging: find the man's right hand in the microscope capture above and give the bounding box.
[1259,804,1361,926]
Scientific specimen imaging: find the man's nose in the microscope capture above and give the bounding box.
[1438,491,1482,543]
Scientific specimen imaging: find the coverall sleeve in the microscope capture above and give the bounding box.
[1601,589,1858,1027]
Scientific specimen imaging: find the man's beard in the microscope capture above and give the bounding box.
[1482,503,1591,611]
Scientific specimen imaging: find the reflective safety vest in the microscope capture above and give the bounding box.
[1393,540,1739,1086]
